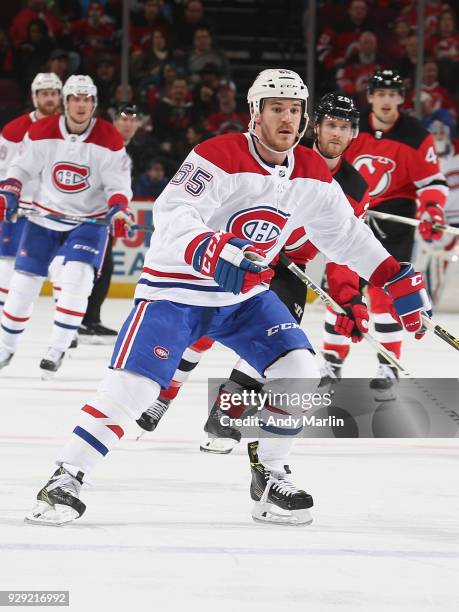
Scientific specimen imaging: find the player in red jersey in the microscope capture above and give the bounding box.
[342,68,448,393]
[136,93,373,453]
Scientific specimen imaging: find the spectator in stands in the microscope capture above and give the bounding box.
[426,9,459,63]
[133,159,168,199]
[394,32,418,86]
[153,76,198,163]
[317,0,374,71]
[186,28,230,82]
[130,0,171,55]
[17,19,55,85]
[383,17,412,65]
[50,0,83,24]
[69,2,115,74]
[206,80,249,134]
[419,92,456,130]
[192,63,221,118]
[93,56,118,109]
[46,48,71,82]
[0,29,16,78]
[10,0,64,48]
[140,61,180,115]
[173,0,213,54]
[336,31,382,98]
[404,59,456,119]
[402,0,452,39]
[131,28,170,83]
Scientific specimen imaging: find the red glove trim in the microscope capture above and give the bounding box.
[368,256,400,288]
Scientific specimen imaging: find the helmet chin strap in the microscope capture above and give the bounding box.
[314,138,341,160]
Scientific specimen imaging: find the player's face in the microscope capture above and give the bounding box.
[316,117,353,157]
[66,94,95,125]
[368,89,403,124]
[35,89,61,116]
[257,99,302,152]
[114,114,141,142]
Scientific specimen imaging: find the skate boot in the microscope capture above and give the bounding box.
[0,347,13,371]
[79,322,117,345]
[200,384,243,454]
[370,362,399,401]
[136,398,170,436]
[25,466,86,526]
[39,348,65,380]
[248,441,313,526]
[318,351,343,393]
[69,336,78,350]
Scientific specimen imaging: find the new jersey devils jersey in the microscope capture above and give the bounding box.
[0,112,39,204]
[136,133,390,307]
[344,111,448,210]
[7,115,132,231]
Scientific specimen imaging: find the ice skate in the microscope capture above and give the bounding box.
[318,351,343,393]
[248,442,313,526]
[0,347,13,371]
[25,466,86,526]
[370,363,399,401]
[136,398,170,439]
[200,385,243,454]
[39,348,65,380]
[78,322,117,345]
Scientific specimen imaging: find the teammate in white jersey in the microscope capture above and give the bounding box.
[0,72,62,312]
[0,75,132,377]
[25,69,430,527]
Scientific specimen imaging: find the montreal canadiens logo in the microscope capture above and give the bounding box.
[52,162,90,193]
[154,346,169,360]
[353,155,396,197]
[227,206,289,251]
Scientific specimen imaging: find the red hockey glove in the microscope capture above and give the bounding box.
[384,263,431,338]
[418,202,445,242]
[0,179,21,222]
[106,198,134,238]
[334,295,369,343]
[190,231,274,295]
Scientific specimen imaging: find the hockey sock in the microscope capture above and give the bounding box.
[213,365,264,419]
[0,271,44,353]
[0,258,15,310]
[258,349,320,471]
[322,307,351,360]
[48,255,64,302]
[49,261,94,352]
[372,312,402,360]
[160,336,214,401]
[58,368,161,475]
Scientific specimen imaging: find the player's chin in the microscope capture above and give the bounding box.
[274,134,295,149]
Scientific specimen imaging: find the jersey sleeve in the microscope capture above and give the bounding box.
[7,133,44,185]
[325,262,360,305]
[152,149,228,262]
[299,178,391,282]
[0,135,22,180]
[100,147,133,206]
[410,133,448,208]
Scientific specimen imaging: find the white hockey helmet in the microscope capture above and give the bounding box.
[62,74,98,114]
[247,68,309,150]
[31,72,62,107]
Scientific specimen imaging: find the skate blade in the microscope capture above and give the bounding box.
[252,502,313,526]
[78,335,116,346]
[199,438,238,454]
[40,369,58,381]
[371,388,397,402]
[24,502,79,527]
[136,430,148,441]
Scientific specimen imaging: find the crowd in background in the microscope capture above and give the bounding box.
[0,0,459,198]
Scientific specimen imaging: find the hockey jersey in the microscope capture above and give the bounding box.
[136,133,391,307]
[344,111,448,210]
[7,115,132,231]
[439,151,459,225]
[0,112,39,204]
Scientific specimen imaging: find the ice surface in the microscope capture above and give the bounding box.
[1,297,458,612]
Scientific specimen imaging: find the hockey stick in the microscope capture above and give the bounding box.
[367,209,459,237]
[18,205,155,233]
[420,315,459,353]
[278,252,408,374]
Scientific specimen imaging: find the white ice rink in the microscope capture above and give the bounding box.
[1,297,459,612]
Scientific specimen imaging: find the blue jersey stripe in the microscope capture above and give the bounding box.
[73,426,109,456]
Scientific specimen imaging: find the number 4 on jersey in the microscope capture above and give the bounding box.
[425,146,438,164]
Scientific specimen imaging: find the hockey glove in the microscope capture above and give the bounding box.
[106,201,134,238]
[418,202,445,242]
[334,294,369,343]
[0,179,21,222]
[384,263,431,339]
[191,231,274,295]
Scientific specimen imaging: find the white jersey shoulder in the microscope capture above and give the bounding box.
[440,153,459,224]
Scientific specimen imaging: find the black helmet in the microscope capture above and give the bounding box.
[314,93,360,132]
[367,69,405,96]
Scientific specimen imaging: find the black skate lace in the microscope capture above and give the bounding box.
[145,399,169,420]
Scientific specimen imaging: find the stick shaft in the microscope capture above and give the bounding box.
[367,209,459,237]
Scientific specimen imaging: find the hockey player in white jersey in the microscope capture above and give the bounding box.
[25,69,431,527]
[0,72,62,312]
[416,119,459,304]
[0,75,132,376]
